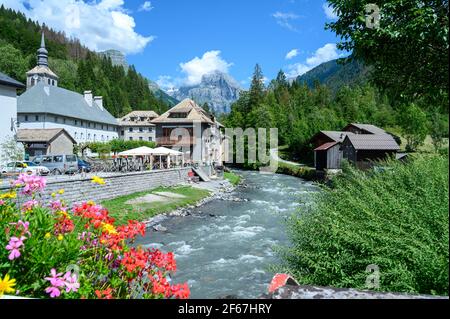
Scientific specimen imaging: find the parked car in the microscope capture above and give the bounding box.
[33,154,78,175]
[78,159,91,173]
[0,161,50,177]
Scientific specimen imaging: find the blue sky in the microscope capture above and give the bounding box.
[0,0,344,89]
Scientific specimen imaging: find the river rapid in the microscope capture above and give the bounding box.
[135,170,319,298]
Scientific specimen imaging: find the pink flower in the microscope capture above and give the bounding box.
[45,269,64,287]
[0,199,5,205]
[13,174,46,195]
[45,286,61,298]
[6,236,26,260]
[22,200,39,212]
[49,200,67,212]
[10,220,31,237]
[63,272,79,293]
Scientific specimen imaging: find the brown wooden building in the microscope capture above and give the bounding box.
[312,123,400,171]
[341,134,400,169]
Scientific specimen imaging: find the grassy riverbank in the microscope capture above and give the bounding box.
[224,171,241,185]
[102,186,211,225]
[276,154,449,296]
[275,162,317,181]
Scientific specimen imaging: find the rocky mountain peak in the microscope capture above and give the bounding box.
[170,71,241,114]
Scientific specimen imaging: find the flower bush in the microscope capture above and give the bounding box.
[0,173,190,299]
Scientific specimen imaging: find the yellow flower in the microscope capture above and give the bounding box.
[87,200,95,206]
[0,192,17,200]
[58,189,65,195]
[58,211,70,219]
[91,176,105,185]
[23,163,28,168]
[101,223,117,235]
[57,234,64,241]
[0,274,16,297]
[51,193,56,198]
[44,233,51,239]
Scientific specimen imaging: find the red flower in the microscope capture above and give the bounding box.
[171,283,190,299]
[95,288,114,299]
[148,250,177,272]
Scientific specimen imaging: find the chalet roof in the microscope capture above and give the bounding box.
[118,110,158,126]
[320,131,353,143]
[345,134,400,151]
[151,99,214,124]
[18,82,118,126]
[314,141,338,151]
[17,128,76,144]
[122,110,159,118]
[345,123,387,135]
[0,71,25,89]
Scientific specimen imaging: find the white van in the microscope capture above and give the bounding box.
[33,154,78,175]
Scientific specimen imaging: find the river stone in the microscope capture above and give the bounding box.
[153,224,168,232]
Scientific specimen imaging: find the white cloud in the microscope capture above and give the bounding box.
[286,43,340,78]
[323,3,338,20]
[139,1,153,12]
[156,75,176,91]
[0,0,154,54]
[179,50,233,86]
[272,11,300,32]
[285,49,299,60]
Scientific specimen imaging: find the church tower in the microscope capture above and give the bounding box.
[26,32,59,89]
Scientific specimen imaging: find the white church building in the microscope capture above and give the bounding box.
[17,33,119,144]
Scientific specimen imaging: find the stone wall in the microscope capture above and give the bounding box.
[1,168,191,204]
[260,284,448,299]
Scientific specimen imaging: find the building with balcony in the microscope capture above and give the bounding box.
[151,99,224,165]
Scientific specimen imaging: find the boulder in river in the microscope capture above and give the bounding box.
[153,224,168,232]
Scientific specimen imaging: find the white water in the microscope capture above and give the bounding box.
[135,171,318,298]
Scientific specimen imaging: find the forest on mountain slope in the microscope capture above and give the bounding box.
[0,5,169,117]
[224,0,449,165]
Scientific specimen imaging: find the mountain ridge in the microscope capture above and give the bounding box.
[169,70,242,114]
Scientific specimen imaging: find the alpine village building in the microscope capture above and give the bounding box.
[5,33,224,164]
[118,111,159,142]
[151,99,224,165]
[17,33,119,152]
[312,123,400,170]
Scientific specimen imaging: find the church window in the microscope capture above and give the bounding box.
[48,79,51,85]
[35,115,39,121]
[24,115,28,122]
[129,127,133,132]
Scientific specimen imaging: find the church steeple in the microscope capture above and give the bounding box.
[26,31,58,89]
[37,32,49,67]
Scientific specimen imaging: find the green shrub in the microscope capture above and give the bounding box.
[276,154,449,295]
[276,162,317,181]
